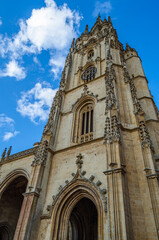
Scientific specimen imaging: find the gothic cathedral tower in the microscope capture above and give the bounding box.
[0,16,159,240]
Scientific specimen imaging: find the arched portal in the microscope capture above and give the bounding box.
[50,179,104,240]
[0,176,28,239]
[0,224,12,240]
[67,198,98,240]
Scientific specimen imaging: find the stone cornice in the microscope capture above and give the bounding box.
[112,63,123,68]
[125,54,142,62]
[146,173,159,180]
[139,96,153,100]
[131,75,148,83]
[103,167,126,175]
[145,119,159,124]
[52,137,104,155]
[119,123,138,132]
[65,74,105,94]
[23,191,40,197]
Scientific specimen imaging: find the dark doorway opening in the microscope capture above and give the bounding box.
[0,176,28,239]
[67,198,98,240]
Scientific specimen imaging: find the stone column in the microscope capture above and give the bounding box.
[138,120,159,237]
[104,50,133,238]
[13,140,49,240]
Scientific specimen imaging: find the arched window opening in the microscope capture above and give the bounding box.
[73,99,95,144]
[67,198,98,240]
[0,176,28,239]
[81,66,97,83]
[88,50,94,59]
[0,225,11,240]
[80,104,94,143]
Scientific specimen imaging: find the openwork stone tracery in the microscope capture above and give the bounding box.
[139,120,154,151]
[104,115,120,143]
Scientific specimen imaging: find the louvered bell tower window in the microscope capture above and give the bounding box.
[80,104,94,143]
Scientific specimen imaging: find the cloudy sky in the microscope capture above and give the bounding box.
[0,0,159,155]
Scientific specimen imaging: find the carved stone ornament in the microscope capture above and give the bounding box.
[73,84,98,106]
[43,90,62,136]
[105,65,116,110]
[31,140,48,167]
[154,102,159,119]
[139,121,154,152]
[123,63,130,83]
[109,28,121,50]
[43,154,108,218]
[129,79,144,115]
[125,43,137,53]
[123,65,144,115]
[104,115,120,143]
[76,153,83,171]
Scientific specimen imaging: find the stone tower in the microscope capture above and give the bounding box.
[0,16,159,240]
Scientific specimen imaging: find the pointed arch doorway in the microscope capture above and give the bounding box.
[50,178,105,240]
[67,197,98,240]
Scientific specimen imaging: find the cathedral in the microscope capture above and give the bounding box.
[0,16,159,240]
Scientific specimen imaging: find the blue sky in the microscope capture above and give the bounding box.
[0,0,159,155]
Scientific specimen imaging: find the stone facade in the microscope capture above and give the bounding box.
[0,16,159,240]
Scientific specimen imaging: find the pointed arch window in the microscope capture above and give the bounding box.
[88,50,94,59]
[80,104,94,143]
[73,100,95,144]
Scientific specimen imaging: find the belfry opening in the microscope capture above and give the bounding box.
[0,176,28,239]
[67,198,98,240]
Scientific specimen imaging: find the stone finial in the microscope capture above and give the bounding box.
[1,148,7,161]
[76,153,83,170]
[32,140,48,166]
[139,121,154,151]
[6,146,12,159]
[126,43,133,51]
[83,84,88,95]
[108,16,112,24]
[71,38,75,49]
[85,25,88,34]
[97,14,101,21]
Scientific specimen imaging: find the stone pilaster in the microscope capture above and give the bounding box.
[13,140,50,240]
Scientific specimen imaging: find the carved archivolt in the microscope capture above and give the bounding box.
[0,169,29,197]
[42,154,106,240]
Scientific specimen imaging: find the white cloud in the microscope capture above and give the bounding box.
[16,82,58,123]
[0,0,82,78]
[0,18,2,26]
[0,60,26,80]
[3,131,19,141]
[93,1,112,17]
[0,114,14,128]
[49,53,65,78]
[0,114,20,141]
